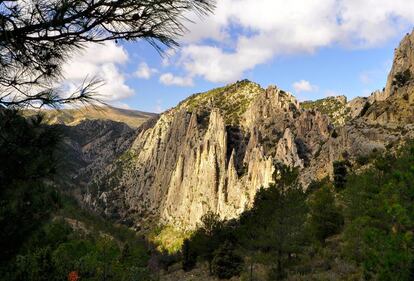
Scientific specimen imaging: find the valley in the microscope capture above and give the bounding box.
[2,23,414,281]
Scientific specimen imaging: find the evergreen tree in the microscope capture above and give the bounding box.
[333,160,348,190]
[308,183,344,243]
[182,239,196,271]
[243,164,308,280]
[211,241,243,279]
[342,143,414,280]
[0,0,214,108]
[0,110,60,263]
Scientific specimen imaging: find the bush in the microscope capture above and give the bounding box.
[182,239,196,271]
[211,241,243,279]
[393,69,411,87]
[308,184,344,243]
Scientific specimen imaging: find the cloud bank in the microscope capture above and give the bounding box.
[62,42,134,103]
[175,0,414,84]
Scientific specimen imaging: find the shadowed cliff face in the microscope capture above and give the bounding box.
[65,31,414,231]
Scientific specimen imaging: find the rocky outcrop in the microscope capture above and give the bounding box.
[66,31,414,232]
[364,31,414,125]
[85,82,331,230]
[385,30,414,98]
[301,96,350,126]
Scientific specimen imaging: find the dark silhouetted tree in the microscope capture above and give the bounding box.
[211,241,243,279]
[0,110,60,263]
[308,183,344,243]
[182,238,196,271]
[333,160,348,190]
[241,163,308,280]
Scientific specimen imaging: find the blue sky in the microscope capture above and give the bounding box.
[61,0,414,113]
[121,38,398,112]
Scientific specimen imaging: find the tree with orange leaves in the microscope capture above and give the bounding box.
[68,271,79,281]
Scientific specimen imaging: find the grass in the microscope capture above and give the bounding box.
[149,225,192,254]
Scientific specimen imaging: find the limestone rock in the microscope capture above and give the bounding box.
[61,31,414,232]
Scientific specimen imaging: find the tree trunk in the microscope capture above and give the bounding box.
[277,250,283,280]
[250,262,254,281]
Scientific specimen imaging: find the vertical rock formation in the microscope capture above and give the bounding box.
[87,81,330,229]
[385,30,414,98]
[364,31,414,125]
[78,31,414,232]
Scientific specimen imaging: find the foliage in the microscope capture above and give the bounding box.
[179,80,263,125]
[211,241,243,279]
[182,239,196,271]
[149,225,191,254]
[333,160,348,190]
[341,143,414,280]
[393,69,412,87]
[0,0,214,108]
[242,165,308,280]
[301,96,350,126]
[190,211,227,274]
[307,183,344,243]
[1,214,152,281]
[0,110,61,263]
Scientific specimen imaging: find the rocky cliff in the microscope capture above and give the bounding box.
[74,31,414,232]
[84,81,332,229]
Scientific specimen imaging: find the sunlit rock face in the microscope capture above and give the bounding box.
[75,31,414,231]
[83,81,333,229]
[363,31,414,126]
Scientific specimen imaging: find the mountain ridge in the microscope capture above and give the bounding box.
[25,105,157,128]
[57,30,414,234]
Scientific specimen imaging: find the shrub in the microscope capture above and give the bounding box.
[211,241,243,279]
[393,69,411,87]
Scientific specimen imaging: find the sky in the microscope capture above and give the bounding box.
[61,0,414,113]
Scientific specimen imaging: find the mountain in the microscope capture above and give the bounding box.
[85,82,331,230]
[26,105,156,128]
[62,31,414,235]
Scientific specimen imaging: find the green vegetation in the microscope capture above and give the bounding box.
[0,110,61,263]
[0,111,154,281]
[301,96,351,126]
[178,80,264,125]
[308,183,344,243]
[393,69,412,87]
[1,214,153,281]
[178,143,414,280]
[3,109,414,280]
[149,226,192,254]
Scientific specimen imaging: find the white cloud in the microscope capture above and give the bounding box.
[173,0,414,83]
[159,73,193,87]
[293,80,318,93]
[62,42,134,102]
[134,62,158,79]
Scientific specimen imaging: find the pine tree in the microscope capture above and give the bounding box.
[333,160,348,190]
[245,164,308,280]
[211,241,243,279]
[308,183,344,243]
[182,239,196,271]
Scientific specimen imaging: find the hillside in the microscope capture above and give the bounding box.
[70,31,414,238]
[3,25,414,281]
[25,105,156,128]
[301,95,350,126]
